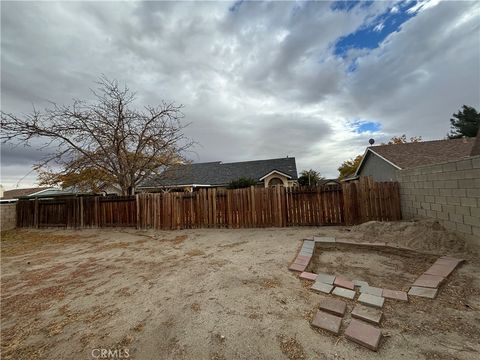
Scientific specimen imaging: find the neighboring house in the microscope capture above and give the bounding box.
[0,187,58,202]
[317,179,341,186]
[355,137,476,181]
[0,184,122,202]
[140,157,298,191]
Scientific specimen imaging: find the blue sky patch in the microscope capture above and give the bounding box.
[352,120,382,133]
[334,1,417,58]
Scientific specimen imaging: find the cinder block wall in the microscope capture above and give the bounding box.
[396,156,480,245]
[0,203,17,231]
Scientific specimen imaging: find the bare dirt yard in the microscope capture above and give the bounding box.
[1,220,479,360]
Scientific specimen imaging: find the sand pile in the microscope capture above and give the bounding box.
[351,219,468,254]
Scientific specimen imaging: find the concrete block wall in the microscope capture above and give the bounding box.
[396,156,480,245]
[0,203,17,231]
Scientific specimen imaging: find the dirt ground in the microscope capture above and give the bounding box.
[1,220,479,360]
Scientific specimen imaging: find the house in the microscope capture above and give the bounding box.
[355,137,476,181]
[0,187,58,202]
[139,157,298,192]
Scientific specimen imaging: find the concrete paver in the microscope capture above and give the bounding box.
[315,272,336,285]
[361,286,382,297]
[358,293,384,308]
[311,282,334,294]
[345,319,382,351]
[382,289,408,301]
[299,272,317,281]
[319,298,347,317]
[332,286,356,300]
[351,304,382,325]
[408,286,438,299]
[334,276,355,290]
[311,310,342,335]
[413,274,444,289]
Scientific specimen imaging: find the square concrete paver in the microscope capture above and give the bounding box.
[345,319,382,351]
[311,310,342,335]
[311,282,334,294]
[353,280,369,288]
[313,236,336,243]
[425,263,456,278]
[361,286,383,297]
[412,274,444,288]
[315,272,336,285]
[334,276,355,290]
[332,287,356,300]
[358,293,384,308]
[382,289,408,301]
[300,272,317,281]
[319,298,347,317]
[408,286,438,299]
[351,304,382,325]
[289,263,306,272]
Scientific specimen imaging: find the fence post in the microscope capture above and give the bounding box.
[34,198,39,229]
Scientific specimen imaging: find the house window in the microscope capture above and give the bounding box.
[268,177,284,187]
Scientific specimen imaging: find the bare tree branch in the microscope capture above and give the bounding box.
[1,76,193,195]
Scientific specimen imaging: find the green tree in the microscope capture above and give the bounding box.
[338,155,363,180]
[227,177,257,189]
[448,105,480,138]
[298,169,324,186]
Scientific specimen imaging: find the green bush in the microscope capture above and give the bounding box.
[227,177,257,189]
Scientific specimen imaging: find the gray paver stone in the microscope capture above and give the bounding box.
[358,293,384,308]
[332,287,356,300]
[351,304,383,325]
[315,273,336,285]
[361,286,383,297]
[311,282,334,294]
[408,286,438,299]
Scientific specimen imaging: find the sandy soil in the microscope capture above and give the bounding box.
[1,221,479,360]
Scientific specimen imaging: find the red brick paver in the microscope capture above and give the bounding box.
[300,272,317,281]
[334,276,355,290]
[311,310,342,335]
[412,274,444,288]
[289,263,306,272]
[345,319,382,351]
[382,289,408,301]
[424,263,456,278]
[319,298,347,316]
[294,256,312,266]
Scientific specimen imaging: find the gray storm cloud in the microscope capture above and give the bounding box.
[1,0,479,188]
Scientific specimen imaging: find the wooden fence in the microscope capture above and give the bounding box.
[16,177,401,230]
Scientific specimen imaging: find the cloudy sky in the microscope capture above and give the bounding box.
[1,0,479,189]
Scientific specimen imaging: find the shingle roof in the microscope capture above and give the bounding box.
[141,157,298,187]
[363,137,475,170]
[1,187,51,199]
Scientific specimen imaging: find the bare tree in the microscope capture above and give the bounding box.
[1,76,193,195]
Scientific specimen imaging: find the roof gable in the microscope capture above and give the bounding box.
[356,138,475,173]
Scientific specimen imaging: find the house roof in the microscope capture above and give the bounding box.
[141,157,298,187]
[1,187,52,199]
[356,137,476,174]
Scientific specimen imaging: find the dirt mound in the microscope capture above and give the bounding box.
[351,219,468,254]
